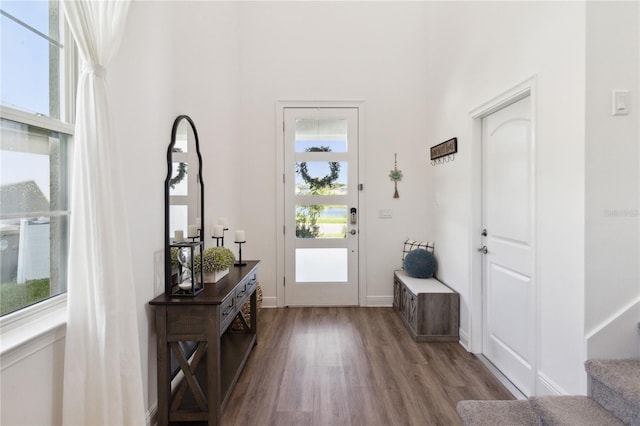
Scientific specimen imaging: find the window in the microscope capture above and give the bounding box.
[0,0,75,317]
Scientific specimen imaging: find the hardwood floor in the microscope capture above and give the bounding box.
[221,307,513,426]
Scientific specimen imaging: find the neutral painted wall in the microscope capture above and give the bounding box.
[422,1,587,394]
[585,1,640,359]
[110,1,177,413]
[0,332,65,425]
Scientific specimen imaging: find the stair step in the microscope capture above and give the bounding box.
[530,396,624,425]
[456,400,539,426]
[585,359,640,425]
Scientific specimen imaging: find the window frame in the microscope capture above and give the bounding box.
[0,0,76,346]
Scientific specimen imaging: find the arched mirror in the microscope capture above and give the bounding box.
[165,115,204,296]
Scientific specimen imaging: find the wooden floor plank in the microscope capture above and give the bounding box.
[220,307,513,426]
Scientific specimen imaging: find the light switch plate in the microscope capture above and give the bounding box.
[379,209,392,218]
[612,90,630,116]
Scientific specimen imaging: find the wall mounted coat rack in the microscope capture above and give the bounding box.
[430,137,457,165]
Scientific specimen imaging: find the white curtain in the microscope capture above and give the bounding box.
[61,1,145,425]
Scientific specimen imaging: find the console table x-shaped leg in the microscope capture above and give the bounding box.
[170,341,208,412]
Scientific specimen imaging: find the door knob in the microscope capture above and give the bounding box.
[350,229,357,235]
[477,246,488,254]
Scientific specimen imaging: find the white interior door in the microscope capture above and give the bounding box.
[481,96,535,396]
[283,107,359,306]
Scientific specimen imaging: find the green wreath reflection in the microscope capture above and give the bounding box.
[170,147,187,189]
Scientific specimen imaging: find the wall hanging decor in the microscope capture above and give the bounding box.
[389,153,403,198]
[430,137,457,165]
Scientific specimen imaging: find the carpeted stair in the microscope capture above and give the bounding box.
[456,359,639,425]
[529,395,623,425]
[585,359,640,425]
[456,400,540,425]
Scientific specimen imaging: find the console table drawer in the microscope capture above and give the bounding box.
[236,273,257,307]
[245,273,257,292]
[219,290,237,332]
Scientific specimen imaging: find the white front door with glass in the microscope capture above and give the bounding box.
[283,108,359,306]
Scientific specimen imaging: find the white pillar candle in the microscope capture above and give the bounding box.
[195,217,201,228]
[188,225,198,238]
[217,217,228,228]
[213,225,224,237]
[174,230,184,241]
[235,230,245,242]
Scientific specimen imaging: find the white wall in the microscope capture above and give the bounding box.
[422,2,588,394]
[110,1,177,415]
[584,1,640,359]
[0,327,65,425]
[169,1,241,232]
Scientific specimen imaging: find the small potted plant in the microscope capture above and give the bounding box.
[195,246,235,283]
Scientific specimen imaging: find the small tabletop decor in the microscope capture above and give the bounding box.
[195,246,236,283]
[234,230,247,266]
[212,217,229,247]
[170,240,204,296]
[389,153,403,198]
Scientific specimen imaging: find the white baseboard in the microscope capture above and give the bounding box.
[261,296,277,308]
[365,295,393,307]
[477,359,568,397]
[477,355,527,400]
[261,296,396,308]
[537,371,567,396]
[145,401,157,426]
[458,328,470,351]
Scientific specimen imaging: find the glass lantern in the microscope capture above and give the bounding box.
[170,240,204,296]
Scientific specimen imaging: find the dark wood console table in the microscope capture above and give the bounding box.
[149,260,260,425]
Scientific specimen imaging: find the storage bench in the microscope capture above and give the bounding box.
[393,270,459,342]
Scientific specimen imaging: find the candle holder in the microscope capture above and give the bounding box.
[234,240,246,266]
[187,228,201,243]
[212,227,229,246]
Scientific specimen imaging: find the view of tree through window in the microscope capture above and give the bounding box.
[0,0,72,316]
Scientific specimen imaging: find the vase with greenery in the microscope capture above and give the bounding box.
[195,247,235,283]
